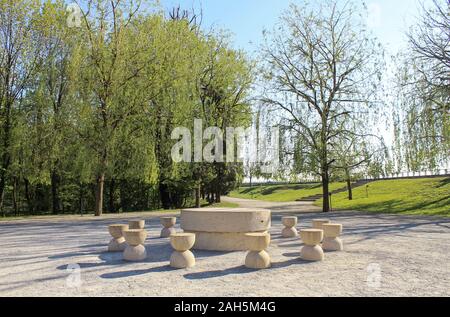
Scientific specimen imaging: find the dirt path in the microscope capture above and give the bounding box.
[221,196,321,212]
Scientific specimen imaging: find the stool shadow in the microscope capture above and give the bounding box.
[183,257,305,280]
[282,252,300,258]
[277,242,303,248]
[100,265,176,279]
[56,244,230,271]
[183,265,255,280]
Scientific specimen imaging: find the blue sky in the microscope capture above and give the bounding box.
[159,0,425,56]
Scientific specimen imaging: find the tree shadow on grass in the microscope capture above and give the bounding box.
[339,196,450,217]
[437,177,450,187]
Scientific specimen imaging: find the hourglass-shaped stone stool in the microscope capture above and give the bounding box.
[170,233,196,269]
[312,219,329,242]
[281,216,298,237]
[108,224,129,252]
[300,229,324,261]
[322,223,343,251]
[129,220,145,230]
[123,229,148,261]
[312,219,330,230]
[160,217,177,238]
[244,233,271,269]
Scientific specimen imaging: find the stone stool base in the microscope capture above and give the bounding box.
[123,244,147,261]
[170,250,195,269]
[160,227,176,238]
[245,250,271,269]
[108,237,127,252]
[322,237,343,251]
[300,245,324,261]
[282,227,298,238]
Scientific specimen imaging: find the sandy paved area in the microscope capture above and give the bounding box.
[0,198,449,297]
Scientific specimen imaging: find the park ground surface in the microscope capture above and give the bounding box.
[0,197,449,297]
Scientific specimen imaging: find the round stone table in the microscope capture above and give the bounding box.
[180,208,271,251]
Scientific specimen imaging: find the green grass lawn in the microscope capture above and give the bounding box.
[229,182,346,202]
[315,177,450,216]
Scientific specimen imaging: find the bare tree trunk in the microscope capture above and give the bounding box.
[0,176,6,215]
[24,178,34,214]
[12,176,18,216]
[195,183,201,208]
[346,169,353,200]
[322,170,330,213]
[78,182,84,215]
[109,178,115,213]
[51,169,61,214]
[95,173,105,216]
[215,189,221,203]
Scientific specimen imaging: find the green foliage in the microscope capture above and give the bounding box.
[0,0,253,216]
[316,177,450,216]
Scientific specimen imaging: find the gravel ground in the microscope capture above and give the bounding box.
[0,197,449,297]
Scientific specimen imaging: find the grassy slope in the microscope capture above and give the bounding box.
[315,177,450,216]
[229,182,346,202]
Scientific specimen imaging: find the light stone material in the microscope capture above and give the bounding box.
[300,229,324,261]
[123,229,148,262]
[124,229,148,246]
[160,217,177,238]
[244,233,271,269]
[300,229,323,246]
[245,250,271,269]
[322,223,342,237]
[170,233,195,252]
[183,231,268,251]
[312,219,330,230]
[322,223,344,251]
[108,237,127,252]
[123,244,147,261]
[109,224,129,239]
[180,208,271,233]
[180,208,271,251]
[161,217,176,228]
[246,233,271,251]
[300,245,324,261]
[107,224,129,252]
[170,250,195,269]
[129,220,145,230]
[170,233,196,269]
[281,216,298,238]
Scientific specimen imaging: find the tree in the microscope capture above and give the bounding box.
[196,35,253,203]
[0,0,44,213]
[261,1,384,212]
[33,0,76,214]
[74,0,151,216]
[393,0,449,171]
[408,0,449,100]
[331,133,385,200]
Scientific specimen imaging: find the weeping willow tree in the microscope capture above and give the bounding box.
[260,1,384,212]
[393,0,449,171]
